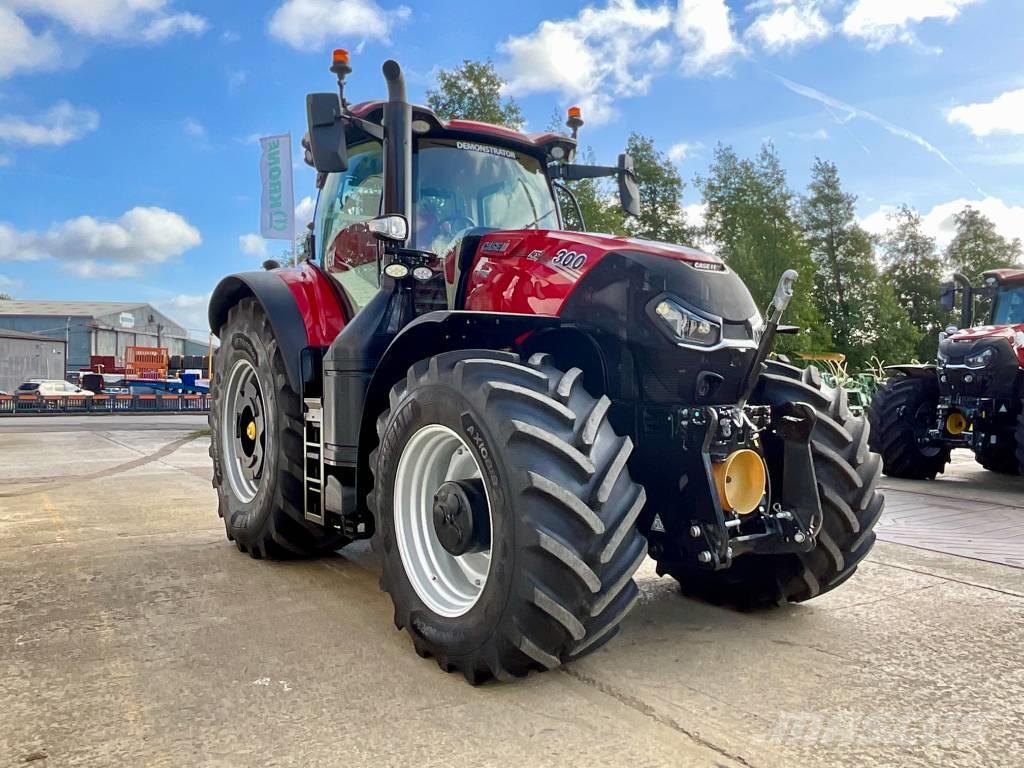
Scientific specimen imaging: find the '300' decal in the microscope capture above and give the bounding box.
[551,248,588,270]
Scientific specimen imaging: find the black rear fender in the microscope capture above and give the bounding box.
[208,272,310,393]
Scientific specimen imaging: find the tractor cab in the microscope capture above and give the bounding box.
[310,109,566,313]
[303,50,638,322]
[989,270,1024,326]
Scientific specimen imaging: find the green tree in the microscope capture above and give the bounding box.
[799,159,917,367]
[697,142,830,355]
[622,133,691,244]
[881,205,946,361]
[426,60,524,129]
[0,292,12,300]
[944,205,1022,282]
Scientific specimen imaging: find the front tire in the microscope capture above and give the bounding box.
[657,362,884,608]
[867,375,951,479]
[209,298,348,558]
[371,350,647,683]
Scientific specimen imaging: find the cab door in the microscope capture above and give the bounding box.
[313,139,384,315]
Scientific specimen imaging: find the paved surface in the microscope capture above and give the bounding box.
[0,414,209,433]
[879,452,1024,568]
[1,424,1022,767]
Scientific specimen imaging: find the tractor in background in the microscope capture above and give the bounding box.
[869,269,1024,477]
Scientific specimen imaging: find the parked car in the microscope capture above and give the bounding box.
[15,380,95,397]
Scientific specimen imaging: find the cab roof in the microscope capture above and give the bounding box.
[346,100,575,158]
[985,268,1024,285]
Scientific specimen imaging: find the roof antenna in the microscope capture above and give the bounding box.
[330,48,352,110]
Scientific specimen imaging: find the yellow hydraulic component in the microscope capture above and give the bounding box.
[946,412,968,436]
[712,449,767,516]
[246,421,257,441]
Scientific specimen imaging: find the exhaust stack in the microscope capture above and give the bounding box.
[382,60,412,227]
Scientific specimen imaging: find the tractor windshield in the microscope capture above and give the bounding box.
[992,285,1024,325]
[412,139,558,254]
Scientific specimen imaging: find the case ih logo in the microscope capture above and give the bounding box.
[690,261,726,272]
[481,240,511,253]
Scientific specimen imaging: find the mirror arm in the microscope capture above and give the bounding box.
[551,163,619,181]
[342,114,385,141]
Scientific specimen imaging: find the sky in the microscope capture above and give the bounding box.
[0,0,1022,336]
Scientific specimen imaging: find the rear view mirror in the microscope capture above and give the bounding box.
[940,282,956,312]
[305,93,348,173]
[618,153,640,218]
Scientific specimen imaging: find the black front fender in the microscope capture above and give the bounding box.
[354,310,560,514]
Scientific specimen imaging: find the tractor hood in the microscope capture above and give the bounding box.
[458,229,758,325]
[944,324,1024,368]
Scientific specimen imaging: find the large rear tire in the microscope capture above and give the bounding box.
[657,362,884,608]
[370,350,647,683]
[209,298,348,558]
[867,375,951,479]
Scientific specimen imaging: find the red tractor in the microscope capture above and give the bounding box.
[869,270,1024,477]
[208,54,883,682]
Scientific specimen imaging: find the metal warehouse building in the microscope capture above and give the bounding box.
[0,329,68,394]
[0,300,209,372]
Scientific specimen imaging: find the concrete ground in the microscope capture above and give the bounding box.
[1,418,1022,767]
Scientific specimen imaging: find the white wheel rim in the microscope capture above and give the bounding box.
[394,424,493,618]
[222,358,265,504]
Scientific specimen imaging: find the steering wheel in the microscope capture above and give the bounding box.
[439,214,476,234]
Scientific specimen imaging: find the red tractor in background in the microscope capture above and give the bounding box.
[869,269,1024,478]
[208,53,884,683]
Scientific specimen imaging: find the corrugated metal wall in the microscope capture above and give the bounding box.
[0,337,67,393]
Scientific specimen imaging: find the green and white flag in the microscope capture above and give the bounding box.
[259,133,294,241]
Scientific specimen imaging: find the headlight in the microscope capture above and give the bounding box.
[965,347,996,368]
[653,298,721,347]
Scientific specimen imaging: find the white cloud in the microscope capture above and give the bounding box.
[861,197,1024,250]
[239,234,269,257]
[745,1,830,53]
[947,88,1024,138]
[777,75,985,196]
[268,0,411,50]
[674,0,744,74]
[0,102,99,146]
[155,292,212,337]
[500,0,673,125]
[841,0,981,49]
[789,127,830,140]
[4,0,208,40]
[684,201,707,230]
[0,274,22,291]
[0,2,208,78]
[140,12,208,42]
[295,196,316,224]
[0,207,201,278]
[0,154,12,166]
[0,6,60,78]
[182,117,206,139]
[668,141,703,162]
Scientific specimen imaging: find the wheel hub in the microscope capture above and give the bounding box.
[432,479,489,556]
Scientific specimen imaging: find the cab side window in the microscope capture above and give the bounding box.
[314,140,384,311]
